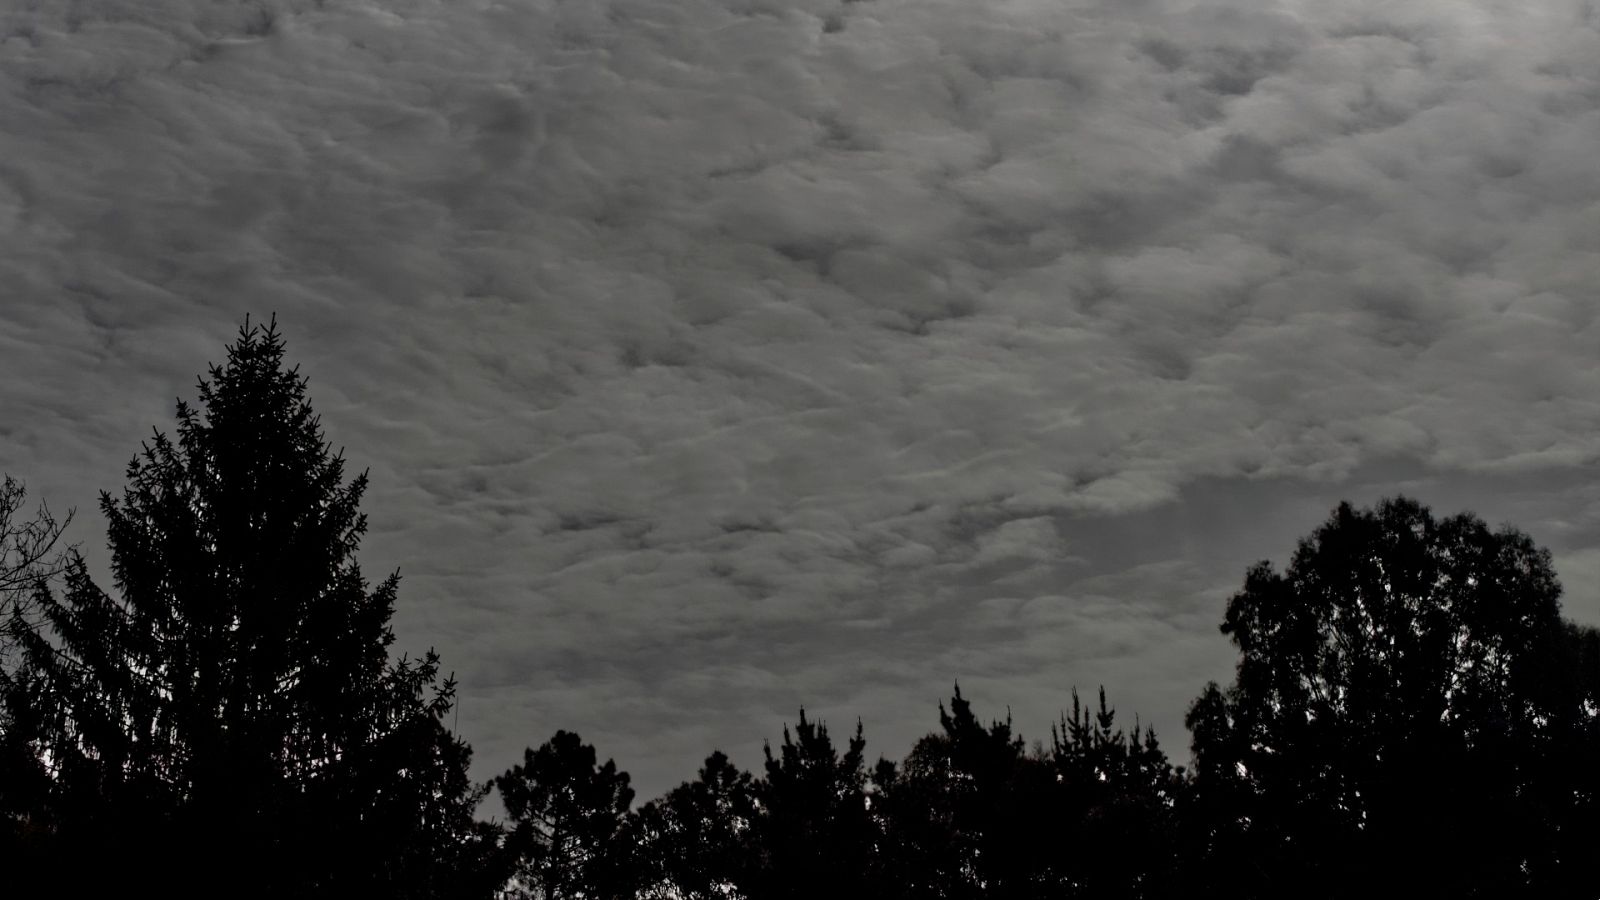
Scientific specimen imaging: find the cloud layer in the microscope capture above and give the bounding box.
[3,0,1598,794]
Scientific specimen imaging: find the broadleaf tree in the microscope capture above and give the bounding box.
[1185,497,1600,898]
[0,474,72,670]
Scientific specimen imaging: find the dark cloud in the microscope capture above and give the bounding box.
[2,0,1598,795]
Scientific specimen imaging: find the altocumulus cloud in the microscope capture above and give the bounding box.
[2,0,1598,794]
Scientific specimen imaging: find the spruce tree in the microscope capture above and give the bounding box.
[3,318,498,896]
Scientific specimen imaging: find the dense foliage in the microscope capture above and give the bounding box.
[0,320,502,895]
[1184,498,1600,898]
[4,319,1597,898]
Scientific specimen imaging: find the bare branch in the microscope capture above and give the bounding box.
[1,474,76,668]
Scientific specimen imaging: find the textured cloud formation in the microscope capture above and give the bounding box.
[3,0,1599,794]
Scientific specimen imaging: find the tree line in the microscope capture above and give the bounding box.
[2,319,1597,897]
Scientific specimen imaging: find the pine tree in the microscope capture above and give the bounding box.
[494,730,636,899]
[1050,688,1184,898]
[749,710,877,899]
[630,750,757,899]
[3,318,498,896]
[872,687,1058,900]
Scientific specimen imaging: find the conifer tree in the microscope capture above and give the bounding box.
[630,750,757,899]
[494,730,636,899]
[1050,688,1184,898]
[2,318,498,896]
[749,710,877,899]
[871,687,1059,900]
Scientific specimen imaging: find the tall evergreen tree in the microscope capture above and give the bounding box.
[1049,688,1184,898]
[748,710,878,899]
[871,686,1058,900]
[2,318,498,896]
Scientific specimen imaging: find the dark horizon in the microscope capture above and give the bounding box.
[3,0,1599,808]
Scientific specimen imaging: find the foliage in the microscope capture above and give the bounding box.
[1186,497,1600,898]
[0,318,498,896]
[748,710,878,898]
[1049,688,1185,897]
[871,686,1046,898]
[630,750,757,899]
[495,730,636,899]
[10,315,1600,898]
[868,685,1180,900]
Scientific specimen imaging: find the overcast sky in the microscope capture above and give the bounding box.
[2,0,1598,797]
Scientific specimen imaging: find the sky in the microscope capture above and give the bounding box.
[2,0,1598,799]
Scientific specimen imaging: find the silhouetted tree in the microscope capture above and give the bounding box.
[747,710,878,899]
[495,730,636,899]
[0,474,73,858]
[0,474,72,670]
[871,686,1059,899]
[1,318,497,896]
[1186,497,1600,898]
[1049,687,1185,898]
[630,750,758,899]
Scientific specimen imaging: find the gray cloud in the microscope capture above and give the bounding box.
[2,0,1598,795]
